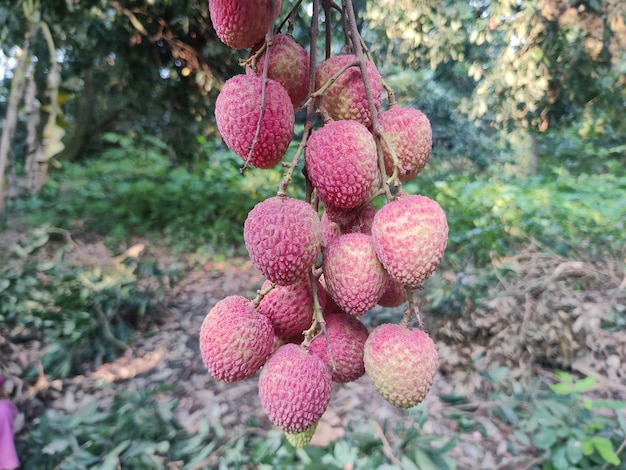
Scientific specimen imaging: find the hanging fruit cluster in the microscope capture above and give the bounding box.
[200,0,447,447]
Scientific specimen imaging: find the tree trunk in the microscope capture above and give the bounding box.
[0,34,32,211]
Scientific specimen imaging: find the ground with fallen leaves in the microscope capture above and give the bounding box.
[1,237,625,468]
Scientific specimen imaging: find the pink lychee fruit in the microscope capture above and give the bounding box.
[321,204,376,246]
[309,312,369,383]
[322,233,389,316]
[363,323,438,408]
[258,343,332,433]
[306,120,378,209]
[244,196,322,286]
[209,0,281,50]
[377,279,408,308]
[379,106,433,182]
[371,194,448,287]
[258,277,325,339]
[215,74,294,169]
[247,34,309,108]
[315,54,382,127]
[199,295,274,382]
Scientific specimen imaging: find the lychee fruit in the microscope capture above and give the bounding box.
[371,194,448,287]
[378,279,408,308]
[363,323,438,408]
[209,0,281,50]
[215,74,294,169]
[322,233,389,316]
[244,196,322,286]
[258,343,332,433]
[199,296,274,382]
[258,277,325,339]
[247,34,309,108]
[306,120,378,209]
[379,106,432,181]
[309,312,369,383]
[316,54,382,127]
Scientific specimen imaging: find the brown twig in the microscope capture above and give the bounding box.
[241,0,277,172]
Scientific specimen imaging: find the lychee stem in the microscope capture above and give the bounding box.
[342,0,397,203]
[251,282,276,308]
[307,59,359,102]
[382,78,397,106]
[277,0,321,198]
[241,0,277,173]
[276,0,304,34]
[402,285,424,328]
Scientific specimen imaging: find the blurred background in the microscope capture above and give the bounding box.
[0,0,624,468]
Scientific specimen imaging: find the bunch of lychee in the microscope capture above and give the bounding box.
[201,0,447,447]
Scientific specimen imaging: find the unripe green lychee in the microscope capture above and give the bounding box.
[247,34,309,108]
[309,312,369,383]
[379,106,432,182]
[363,323,438,408]
[215,74,294,169]
[258,277,325,339]
[285,423,317,448]
[306,120,378,209]
[244,196,322,286]
[371,194,448,287]
[258,344,332,433]
[209,0,281,50]
[322,233,389,316]
[316,54,382,126]
[199,296,274,382]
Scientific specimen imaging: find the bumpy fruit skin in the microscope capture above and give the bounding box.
[306,120,377,209]
[244,196,322,285]
[379,106,432,182]
[247,34,309,108]
[258,344,332,433]
[322,233,389,316]
[364,323,438,408]
[378,279,408,308]
[285,423,317,448]
[215,75,294,169]
[309,312,369,383]
[258,278,325,338]
[209,0,281,50]
[316,54,382,126]
[372,195,448,287]
[199,296,274,382]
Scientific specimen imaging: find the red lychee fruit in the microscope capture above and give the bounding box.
[258,277,325,339]
[377,279,408,308]
[199,295,274,382]
[247,34,309,108]
[363,323,438,408]
[309,312,369,383]
[258,343,332,433]
[215,74,294,169]
[371,194,448,287]
[379,106,433,182]
[322,233,389,316]
[306,120,378,209]
[321,204,376,246]
[315,54,382,127]
[209,0,281,50]
[244,196,322,286]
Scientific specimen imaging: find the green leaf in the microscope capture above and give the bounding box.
[572,377,596,393]
[591,437,620,465]
[550,383,575,395]
[565,438,583,464]
[554,370,574,383]
[551,445,569,470]
[534,429,558,450]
